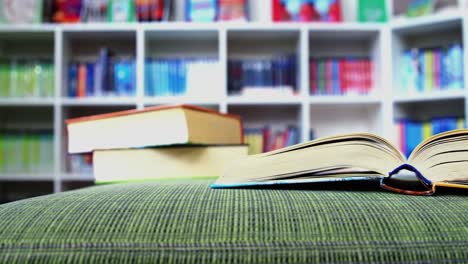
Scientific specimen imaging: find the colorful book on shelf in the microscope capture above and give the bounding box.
[68,50,136,98]
[107,0,136,22]
[0,131,53,174]
[310,57,373,95]
[0,59,54,98]
[400,44,464,94]
[186,0,217,22]
[217,0,248,21]
[93,145,248,183]
[395,117,465,157]
[357,0,387,22]
[212,130,468,195]
[228,56,298,96]
[272,0,342,22]
[145,58,219,97]
[245,126,299,154]
[66,104,244,154]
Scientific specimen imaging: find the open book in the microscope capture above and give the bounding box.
[211,130,468,195]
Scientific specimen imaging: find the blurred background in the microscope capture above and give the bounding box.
[0,0,466,203]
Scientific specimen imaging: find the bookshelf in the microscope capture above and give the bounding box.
[0,1,467,199]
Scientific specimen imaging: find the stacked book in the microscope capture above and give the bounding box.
[309,57,373,96]
[395,117,465,157]
[244,126,299,155]
[400,44,464,94]
[68,48,136,98]
[66,105,247,182]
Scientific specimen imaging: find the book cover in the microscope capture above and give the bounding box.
[68,63,78,97]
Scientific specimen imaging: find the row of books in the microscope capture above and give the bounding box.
[244,126,299,155]
[309,58,373,95]
[400,44,464,95]
[0,132,54,174]
[68,49,136,98]
[145,58,221,97]
[0,0,249,24]
[396,117,465,157]
[228,56,298,96]
[0,60,54,98]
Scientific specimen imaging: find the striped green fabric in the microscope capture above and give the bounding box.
[0,180,467,263]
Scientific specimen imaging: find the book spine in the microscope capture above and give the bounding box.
[68,63,78,97]
[77,63,87,98]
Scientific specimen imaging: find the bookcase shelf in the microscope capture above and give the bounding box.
[393,90,466,103]
[308,95,382,105]
[61,97,138,106]
[0,8,467,196]
[0,174,54,181]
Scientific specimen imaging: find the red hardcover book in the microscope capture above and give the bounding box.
[282,128,290,148]
[339,59,346,94]
[77,63,87,98]
[366,60,373,94]
[310,59,317,94]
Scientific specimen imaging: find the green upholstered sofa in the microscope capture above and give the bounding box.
[0,180,467,263]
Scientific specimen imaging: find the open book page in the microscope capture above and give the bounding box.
[216,133,405,185]
[408,129,468,186]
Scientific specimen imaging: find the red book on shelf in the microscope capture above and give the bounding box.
[366,60,372,94]
[310,59,318,94]
[77,63,87,98]
[339,59,347,94]
[434,50,441,90]
[282,128,290,148]
[359,60,366,94]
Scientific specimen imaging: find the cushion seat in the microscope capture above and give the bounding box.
[0,180,467,263]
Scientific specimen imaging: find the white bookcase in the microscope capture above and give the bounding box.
[0,1,467,198]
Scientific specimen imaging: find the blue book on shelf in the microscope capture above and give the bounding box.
[286,126,298,146]
[417,51,425,92]
[181,59,187,95]
[445,44,464,89]
[155,60,162,96]
[168,60,176,95]
[129,60,136,96]
[186,0,217,22]
[86,63,94,96]
[68,64,78,97]
[405,120,422,158]
[332,59,340,95]
[145,59,153,96]
[162,60,170,96]
[432,118,442,135]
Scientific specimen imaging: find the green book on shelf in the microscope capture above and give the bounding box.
[0,134,4,173]
[0,60,9,97]
[358,0,388,22]
[107,0,136,22]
